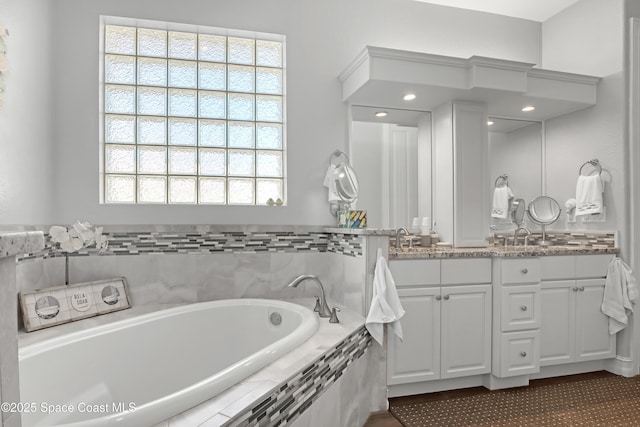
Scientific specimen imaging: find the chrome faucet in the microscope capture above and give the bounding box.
[287,274,332,318]
[513,227,532,246]
[395,227,409,248]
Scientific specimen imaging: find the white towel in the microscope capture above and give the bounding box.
[322,164,340,202]
[491,186,513,219]
[601,257,639,334]
[575,174,604,216]
[366,248,405,346]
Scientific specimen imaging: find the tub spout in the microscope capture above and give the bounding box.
[287,274,332,318]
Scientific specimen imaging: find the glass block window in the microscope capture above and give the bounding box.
[102,23,285,205]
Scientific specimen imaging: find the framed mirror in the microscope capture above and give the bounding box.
[350,106,432,229]
[489,117,543,229]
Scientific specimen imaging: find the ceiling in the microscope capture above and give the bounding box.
[413,0,581,22]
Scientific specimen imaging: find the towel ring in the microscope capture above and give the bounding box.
[330,150,350,166]
[579,159,602,176]
[494,174,509,188]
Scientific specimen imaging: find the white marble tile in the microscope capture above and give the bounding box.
[199,413,230,427]
[167,381,256,426]
[218,380,278,418]
[4,411,21,427]
[0,231,45,258]
[16,257,66,293]
[0,257,20,425]
[193,253,239,301]
[233,254,272,298]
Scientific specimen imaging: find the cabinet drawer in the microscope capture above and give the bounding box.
[575,254,614,279]
[541,256,575,280]
[501,258,541,284]
[441,258,491,285]
[499,330,540,377]
[501,285,541,332]
[389,259,441,287]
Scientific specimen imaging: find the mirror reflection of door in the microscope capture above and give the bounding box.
[351,107,432,229]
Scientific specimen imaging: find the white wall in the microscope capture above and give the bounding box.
[50,0,541,225]
[542,0,629,358]
[542,0,625,245]
[0,0,54,225]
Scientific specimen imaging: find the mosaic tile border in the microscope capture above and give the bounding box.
[16,231,364,263]
[225,326,371,427]
[327,233,363,257]
[491,231,616,249]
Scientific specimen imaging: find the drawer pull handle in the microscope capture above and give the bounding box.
[435,295,442,301]
[573,287,579,292]
[520,351,527,357]
[521,306,528,311]
[443,295,450,300]
[521,268,528,274]
[579,286,585,292]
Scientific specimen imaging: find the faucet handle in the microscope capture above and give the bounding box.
[313,296,321,313]
[329,307,341,324]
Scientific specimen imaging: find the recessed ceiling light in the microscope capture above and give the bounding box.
[403,93,416,101]
[375,111,388,117]
[522,106,536,112]
[487,121,494,126]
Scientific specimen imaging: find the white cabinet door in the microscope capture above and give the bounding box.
[440,284,492,379]
[540,281,575,366]
[388,287,441,385]
[575,279,616,361]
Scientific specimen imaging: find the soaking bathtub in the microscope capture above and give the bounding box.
[19,299,319,427]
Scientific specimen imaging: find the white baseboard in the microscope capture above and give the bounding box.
[605,356,637,377]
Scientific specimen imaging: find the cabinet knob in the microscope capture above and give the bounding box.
[520,351,527,357]
[579,286,585,292]
[443,295,450,300]
[435,295,442,301]
[573,287,579,292]
[520,305,528,311]
[521,268,528,274]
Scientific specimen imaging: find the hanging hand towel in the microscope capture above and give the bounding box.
[601,257,639,334]
[575,174,604,216]
[366,248,405,346]
[323,164,340,203]
[491,186,513,219]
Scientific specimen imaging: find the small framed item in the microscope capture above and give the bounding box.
[19,278,131,332]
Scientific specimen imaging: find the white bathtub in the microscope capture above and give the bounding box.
[19,299,319,427]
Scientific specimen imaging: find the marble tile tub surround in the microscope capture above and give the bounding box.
[16,226,369,318]
[0,231,45,427]
[18,298,384,427]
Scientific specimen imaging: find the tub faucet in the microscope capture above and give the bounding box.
[395,227,410,248]
[287,274,332,318]
[513,227,532,246]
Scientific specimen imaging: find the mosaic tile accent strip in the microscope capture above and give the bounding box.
[327,233,363,257]
[224,326,371,427]
[491,231,616,249]
[16,231,342,263]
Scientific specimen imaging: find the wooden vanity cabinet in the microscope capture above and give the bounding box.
[387,259,492,391]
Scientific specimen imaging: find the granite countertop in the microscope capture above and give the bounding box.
[323,227,396,236]
[389,245,619,259]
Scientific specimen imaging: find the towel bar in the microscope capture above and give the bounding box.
[494,174,509,188]
[579,159,602,176]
